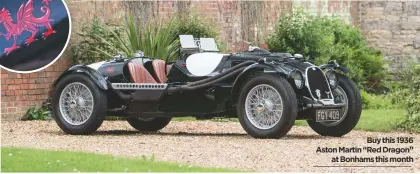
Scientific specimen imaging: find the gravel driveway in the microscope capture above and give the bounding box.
[2,120,419,172]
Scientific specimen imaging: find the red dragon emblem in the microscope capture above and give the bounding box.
[0,0,56,55]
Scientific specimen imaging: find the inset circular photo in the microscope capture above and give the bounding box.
[0,0,70,73]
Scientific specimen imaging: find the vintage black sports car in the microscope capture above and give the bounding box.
[51,35,362,139]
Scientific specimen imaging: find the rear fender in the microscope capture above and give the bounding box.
[53,65,108,90]
[230,63,287,105]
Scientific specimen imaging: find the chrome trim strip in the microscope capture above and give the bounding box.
[306,102,346,108]
[111,83,167,90]
[319,99,335,105]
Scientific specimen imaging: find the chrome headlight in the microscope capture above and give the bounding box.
[325,70,338,89]
[291,70,304,89]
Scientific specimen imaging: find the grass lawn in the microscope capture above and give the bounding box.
[1,147,238,172]
[174,109,405,132]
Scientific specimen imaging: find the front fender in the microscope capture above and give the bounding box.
[229,63,287,105]
[54,65,108,90]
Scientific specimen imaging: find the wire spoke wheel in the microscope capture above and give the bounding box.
[59,82,94,126]
[335,86,349,118]
[238,74,297,138]
[245,84,284,130]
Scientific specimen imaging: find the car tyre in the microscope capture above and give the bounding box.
[127,117,172,132]
[52,73,107,135]
[237,73,298,139]
[307,74,362,137]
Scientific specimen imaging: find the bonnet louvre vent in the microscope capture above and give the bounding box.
[111,83,167,90]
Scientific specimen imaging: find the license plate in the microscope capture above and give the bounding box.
[316,109,341,122]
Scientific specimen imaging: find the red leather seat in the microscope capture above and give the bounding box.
[127,62,157,83]
[152,59,168,83]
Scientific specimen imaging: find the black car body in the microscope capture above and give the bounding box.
[51,35,362,139]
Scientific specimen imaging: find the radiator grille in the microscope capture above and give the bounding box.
[306,67,332,100]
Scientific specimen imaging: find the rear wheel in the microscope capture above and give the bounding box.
[127,117,172,132]
[307,74,362,137]
[237,73,298,139]
[52,73,107,135]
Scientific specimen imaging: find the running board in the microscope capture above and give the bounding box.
[111,83,167,90]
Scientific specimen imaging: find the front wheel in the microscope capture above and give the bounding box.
[52,73,108,135]
[307,74,362,137]
[127,117,172,132]
[237,73,298,139]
